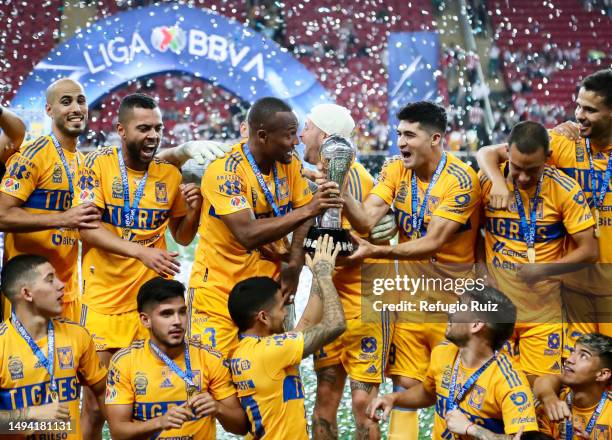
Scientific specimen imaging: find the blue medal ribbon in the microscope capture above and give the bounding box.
[242,143,282,217]
[447,350,497,411]
[585,138,612,211]
[117,149,148,230]
[512,174,544,255]
[565,390,608,439]
[11,312,57,395]
[49,132,78,201]
[410,152,447,238]
[149,340,195,389]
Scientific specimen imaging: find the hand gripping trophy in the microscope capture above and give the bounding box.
[303,134,355,256]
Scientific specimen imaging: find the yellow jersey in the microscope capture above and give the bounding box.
[228,332,307,440]
[370,153,480,263]
[189,142,312,316]
[334,161,375,319]
[0,318,107,439]
[423,342,538,440]
[0,136,83,303]
[75,147,187,314]
[481,163,594,322]
[106,338,236,440]
[548,132,612,295]
[537,387,611,439]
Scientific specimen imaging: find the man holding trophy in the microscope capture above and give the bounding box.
[301,104,395,440]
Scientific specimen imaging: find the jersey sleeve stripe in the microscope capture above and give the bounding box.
[496,355,521,387]
[447,167,469,190]
[22,137,48,160]
[447,164,471,189]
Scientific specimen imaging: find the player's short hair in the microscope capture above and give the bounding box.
[137,277,185,312]
[247,97,292,131]
[463,286,516,351]
[118,93,158,124]
[508,121,550,155]
[576,333,612,370]
[581,69,612,108]
[228,277,280,332]
[0,255,50,301]
[396,101,447,134]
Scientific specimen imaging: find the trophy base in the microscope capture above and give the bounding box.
[303,226,354,256]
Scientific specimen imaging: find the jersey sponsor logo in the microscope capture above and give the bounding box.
[230,195,248,209]
[219,178,243,196]
[112,177,123,199]
[155,182,168,204]
[3,177,20,192]
[57,347,74,370]
[573,191,587,207]
[134,372,148,395]
[7,162,31,180]
[160,377,173,388]
[455,194,471,206]
[234,379,255,391]
[510,391,528,406]
[366,364,377,375]
[8,356,24,380]
[468,384,486,410]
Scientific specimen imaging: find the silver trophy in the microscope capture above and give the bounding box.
[303,135,355,256]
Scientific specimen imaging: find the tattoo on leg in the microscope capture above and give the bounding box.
[350,380,374,394]
[317,367,339,385]
[312,417,338,440]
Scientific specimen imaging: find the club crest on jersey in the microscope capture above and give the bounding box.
[593,425,609,439]
[192,370,202,391]
[251,188,258,209]
[52,163,63,183]
[575,142,585,162]
[134,372,148,395]
[8,356,24,380]
[230,195,248,209]
[277,177,289,200]
[112,177,123,199]
[468,385,486,409]
[441,365,452,390]
[3,178,20,193]
[396,182,408,204]
[58,347,74,370]
[155,182,168,204]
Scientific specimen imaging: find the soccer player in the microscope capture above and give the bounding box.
[0,105,26,174]
[227,234,346,439]
[340,101,481,438]
[0,78,101,322]
[187,97,343,357]
[75,93,202,439]
[300,103,395,440]
[105,277,247,439]
[534,333,611,438]
[480,121,598,383]
[476,69,612,346]
[0,254,107,439]
[367,286,539,439]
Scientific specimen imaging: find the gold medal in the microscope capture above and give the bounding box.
[527,247,536,264]
[122,227,131,240]
[594,209,601,238]
[49,390,59,403]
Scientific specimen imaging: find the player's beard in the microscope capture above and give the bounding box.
[151,326,184,349]
[56,114,86,138]
[126,139,157,168]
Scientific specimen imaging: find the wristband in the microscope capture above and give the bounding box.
[465,422,475,436]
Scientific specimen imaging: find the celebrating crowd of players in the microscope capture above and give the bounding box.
[0,68,609,440]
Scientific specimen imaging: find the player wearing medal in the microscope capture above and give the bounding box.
[75,93,202,439]
[300,104,395,440]
[368,286,539,439]
[105,277,247,440]
[339,101,480,438]
[0,78,101,322]
[0,255,107,439]
[534,333,611,439]
[227,234,346,440]
[480,121,598,383]
[187,97,343,357]
[476,69,612,347]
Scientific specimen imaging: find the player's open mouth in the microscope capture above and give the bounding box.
[169,329,183,336]
[68,115,84,122]
[401,151,412,160]
[563,365,574,374]
[142,146,157,157]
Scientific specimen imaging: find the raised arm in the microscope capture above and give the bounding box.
[300,235,346,358]
[342,192,390,234]
[156,140,232,168]
[168,183,202,246]
[0,106,26,154]
[533,374,568,422]
[476,144,511,209]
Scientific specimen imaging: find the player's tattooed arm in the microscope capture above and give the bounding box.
[301,235,346,358]
[445,409,523,439]
[294,272,322,331]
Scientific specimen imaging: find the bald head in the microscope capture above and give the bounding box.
[46,78,84,104]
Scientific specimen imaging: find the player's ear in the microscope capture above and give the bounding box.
[256,129,267,145]
[117,122,126,140]
[139,311,152,329]
[595,366,611,384]
[257,309,269,327]
[45,102,52,117]
[471,321,486,335]
[431,132,442,148]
